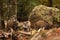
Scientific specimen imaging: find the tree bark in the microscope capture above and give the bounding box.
[9,0,17,16]
[0,0,5,30]
[48,0,53,7]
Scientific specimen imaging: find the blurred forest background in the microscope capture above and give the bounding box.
[0,0,60,30]
[0,0,60,40]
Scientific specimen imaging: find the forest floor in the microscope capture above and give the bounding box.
[30,28,60,40]
[0,28,60,40]
[16,28,60,40]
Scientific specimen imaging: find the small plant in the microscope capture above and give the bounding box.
[41,31,47,38]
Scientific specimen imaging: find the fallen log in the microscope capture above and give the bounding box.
[18,31,32,35]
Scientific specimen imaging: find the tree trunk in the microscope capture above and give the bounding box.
[0,0,5,30]
[48,0,53,7]
[9,0,17,17]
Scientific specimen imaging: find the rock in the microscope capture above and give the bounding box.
[29,5,60,27]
